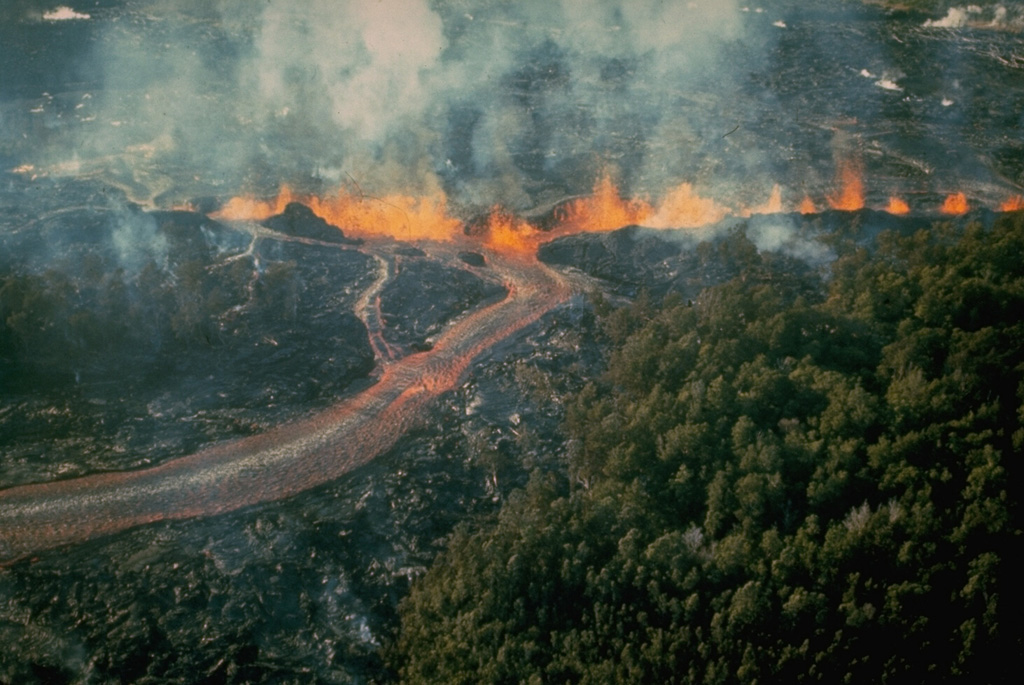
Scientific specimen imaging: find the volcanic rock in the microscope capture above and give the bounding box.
[261,202,361,245]
[0,203,378,485]
[458,251,487,267]
[151,209,247,265]
[379,260,507,348]
[184,196,224,215]
[539,221,824,298]
[538,225,683,294]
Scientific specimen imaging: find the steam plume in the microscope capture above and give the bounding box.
[15,0,1022,212]
[46,0,750,208]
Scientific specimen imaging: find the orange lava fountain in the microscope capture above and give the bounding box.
[480,176,737,251]
[940,192,969,215]
[215,186,298,220]
[483,208,542,256]
[744,184,783,216]
[210,164,1016,262]
[1001,195,1024,211]
[827,161,865,211]
[214,186,462,242]
[217,173,740,253]
[649,182,732,228]
[886,196,910,215]
[556,173,653,232]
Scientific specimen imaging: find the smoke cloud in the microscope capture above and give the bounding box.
[110,204,167,273]
[924,4,1024,30]
[29,0,756,210]
[13,0,1023,212]
[745,217,834,266]
[249,0,446,142]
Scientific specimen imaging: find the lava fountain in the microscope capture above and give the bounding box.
[555,173,653,233]
[0,247,570,564]
[215,186,462,242]
[827,160,865,211]
[886,196,910,215]
[941,192,969,215]
[1003,196,1024,212]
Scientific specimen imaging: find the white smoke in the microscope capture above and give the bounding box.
[924,4,1024,30]
[874,73,903,91]
[925,6,978,28]
[110,205,167,272]
[746,218,834,266]
[250,0,445,142]
[42,6,90,21]
[55,0,752,206]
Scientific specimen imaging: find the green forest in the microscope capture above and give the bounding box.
[388,214,1023,683]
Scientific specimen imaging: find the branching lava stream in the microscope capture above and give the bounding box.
[0,242,571,564]
[2,163,1017,563]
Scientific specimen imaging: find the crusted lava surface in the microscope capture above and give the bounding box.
[0,176,1016,682]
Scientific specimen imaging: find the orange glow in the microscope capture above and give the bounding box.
[214,186,297,221]
[649,182,731,228]
[1001,195,1024,211]
[886,196,910,215]
[745,184,783,216]
[211,175,799,257]
[308,191,461,242]
[557,173,654,232]
[214,186,462,242]
[211,168,1012,259]
[483,208,541,256]
[556,175,737,231]
[940,192,968,215]
[827,161,865,211]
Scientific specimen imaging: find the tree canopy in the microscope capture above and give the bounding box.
[390,214,1024,683]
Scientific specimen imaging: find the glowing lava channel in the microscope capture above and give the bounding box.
[0,248,569,563]
[5,166,1023,562]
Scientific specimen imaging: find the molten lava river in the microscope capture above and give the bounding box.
[0,197,573,563]
[1,168,1020,563]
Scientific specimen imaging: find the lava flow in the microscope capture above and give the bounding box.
[5,160,1024,562]
[0,240,570,563]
